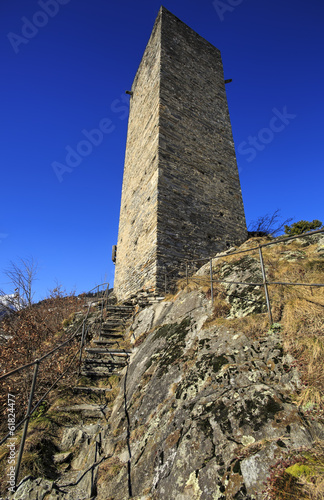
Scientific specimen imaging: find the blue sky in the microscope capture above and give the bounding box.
[1,0,323,301]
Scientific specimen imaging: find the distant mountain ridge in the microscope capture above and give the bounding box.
[0,293,24,318]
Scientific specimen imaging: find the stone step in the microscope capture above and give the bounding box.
[81,366,117,373]
[102,324,125,329]
[98,325,125,336]
[56,403,110,419]
[96,337,123,344]
[73,386,112,394]
[102,321,124,327]
[91,342,119,349]
[57,404,108,411]
[85,348,131,355]
[99,330,124,336]
[105,312,133,319]
[84,359,127,367]
[84,355,127,362]
[92,339,130,345]
[99,331,124,338]
[102,317,127,323]
[93,339,123,345]
[104,327,124,333]
[107,305,134,311]
[90,349,132,357]
[80,369,122,377]
[100,329,124,336]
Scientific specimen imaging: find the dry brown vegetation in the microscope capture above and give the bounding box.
[0,293,125,494]
[0,295,86,494]
[0,295,84,435]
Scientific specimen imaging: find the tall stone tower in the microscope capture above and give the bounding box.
[114,7,247,301]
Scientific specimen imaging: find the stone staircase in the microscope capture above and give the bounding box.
[69,304,134,420]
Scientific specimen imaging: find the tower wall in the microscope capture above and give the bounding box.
[113,16,161,300]
[114,7,247,301]
[156,9,247,286]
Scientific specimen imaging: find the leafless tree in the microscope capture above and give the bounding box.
[4,257,38,307]
[248,209,293,237]
[47,279,76,299]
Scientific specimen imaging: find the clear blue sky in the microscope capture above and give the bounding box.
[1,0,323,301]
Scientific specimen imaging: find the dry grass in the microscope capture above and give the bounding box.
[265,441,324,500]
[0,410,61,496]
[279,292,324,408]
[97,456,126,489]
[205,312,270,341]
[255,240,324,409]
[177,276,211,294]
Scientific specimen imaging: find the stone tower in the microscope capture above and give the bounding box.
[114,7,247,301]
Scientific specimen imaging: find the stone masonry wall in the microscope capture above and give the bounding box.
[156,8,246,286]
[114,7,247,301]
[113,13,161,300]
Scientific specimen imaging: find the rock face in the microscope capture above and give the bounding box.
[197,252,267,318]
[11,286,323,499]
[93,290,322,499]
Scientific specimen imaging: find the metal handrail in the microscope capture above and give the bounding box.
[0,282,110,489]
[0,283,110,381]
[164,228,324,321]
[165,228,324,272]
[183,227,324,263]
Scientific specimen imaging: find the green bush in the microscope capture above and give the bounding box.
[284,219,323,236]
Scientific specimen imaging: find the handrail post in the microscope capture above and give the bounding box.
[186,261,189,286]
[259,246,273,325]
[79,322,86,372]
[210,258,214,303]
[105,283,109,312]
[15,360,40,488]
[99,286,103,339]
[83,327,88,354]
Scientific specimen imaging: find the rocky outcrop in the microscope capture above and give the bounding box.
[93,290,322,499]
[11,280,324,499]
[197,252,267,318]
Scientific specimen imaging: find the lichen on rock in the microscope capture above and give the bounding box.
[93,289,322,499]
